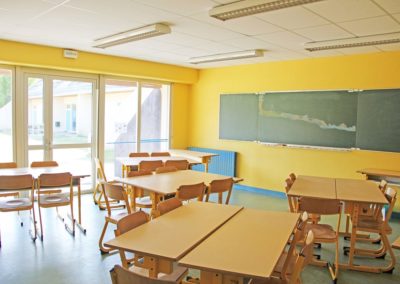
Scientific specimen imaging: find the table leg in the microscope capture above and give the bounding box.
[203,157,211,173]
[150,192,161,217]
[76,179,86,234]
[142,256,173,278]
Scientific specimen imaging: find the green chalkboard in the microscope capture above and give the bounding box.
[356,89,400,152]
[219,89,400,152]
[258,91,358,148]
[219,94,258,141]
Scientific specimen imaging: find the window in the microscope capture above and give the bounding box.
[0,67,13,162]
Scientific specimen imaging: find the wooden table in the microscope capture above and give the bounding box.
[0,166,90,233]
[289,176,390,273]
[116,170,243,213]
[357,168,400,250]
[105,202,243,278]
[179,209,300,283]
[170,149,218,172]
[116,156,201,177]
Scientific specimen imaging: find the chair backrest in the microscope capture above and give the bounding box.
[379,179,388,192]
[155,166,177,174]
[284,178,293,193]
[205,178,234,204]
[102,182,131,216]
[138,160,163,172]
[156,198,182,216]
[129,152,150,157]
[94,158,108,183]
[289,173,296,182]
[279,212,309,276]
[127,170,153,177]
[287,230,314,284]
[38,172,72,188]
[110,265,177,284]
[0,174,34,191]
[150,152,170,157]
[31,161,59,167]
[115,211,149,236]
[0,162,17,169]
[298,197,341,215]
[383,187,397,224]
[176,182,206,202]
[164,160,189,170]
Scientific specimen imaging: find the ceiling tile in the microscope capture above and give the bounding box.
[376,42,400,51]
[339,15,400,36]
[173,17,240,41]
[134,0,216,16]
[256,6,329,29]
[334,45,380,54]
[373,0,400,14]
[295,24,354,41]
[221,36,280,50]
[256,31,311,50]
[306,0,386,23]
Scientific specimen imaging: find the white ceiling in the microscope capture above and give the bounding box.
[0,0,399,69]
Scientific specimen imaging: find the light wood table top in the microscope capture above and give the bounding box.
[0,166,89,179]
[105,202,243,260]
[116,170,242,195]
[357,168,400,178]
[336,178,388,204]
[288,175,336,199]
[170,149,218,161]
[179,209,299,279]
[116,156,200,167]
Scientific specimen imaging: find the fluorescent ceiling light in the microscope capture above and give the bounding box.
[189,50,264,64]
[209,0,324,21]
[93,23,171,48]
[304,32,400,52]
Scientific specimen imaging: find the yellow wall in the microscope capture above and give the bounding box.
[189,51,400,198]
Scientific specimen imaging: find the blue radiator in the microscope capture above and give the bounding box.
[188,147,236,177]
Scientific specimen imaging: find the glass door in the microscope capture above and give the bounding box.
[25,74,96,187]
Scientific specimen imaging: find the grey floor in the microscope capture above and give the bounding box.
[0,190,399,284]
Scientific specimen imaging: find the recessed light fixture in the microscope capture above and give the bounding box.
[304,32,400,52]
[209,0,324,21]
[189,50,264,64]
[93,23,171,48]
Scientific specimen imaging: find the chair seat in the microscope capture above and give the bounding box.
[356,218,392,234]
[273,251,295,275]
[39,194,70,207]
[305,223,336,241]
[135,196,152,207]
[106,212,130,224]
[0,198,32,211]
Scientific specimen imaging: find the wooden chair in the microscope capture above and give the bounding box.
[155,197,182,217]
[176,182,206,202]
[128,152,150,171]
[0,162,19,199]
[139,160,163,172]
[30,161,59,167]
[344,187,397,273]
[297,198,342,282]
[155,166,177,174]
[127,170,153,211]
[37,172,75,240]
[129,152,150,158]
[289,173,296,182]
[115,211,150,268]
[150,152,170,157]
[93,158,125,210]
[250,230,315,284]
[284,178,296,213]
[164,160,189,170]
[271,212,309,279]
[110,264,187,284]
[98,182,131,254]
[205,178,234,205]
[0,174,37,248]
